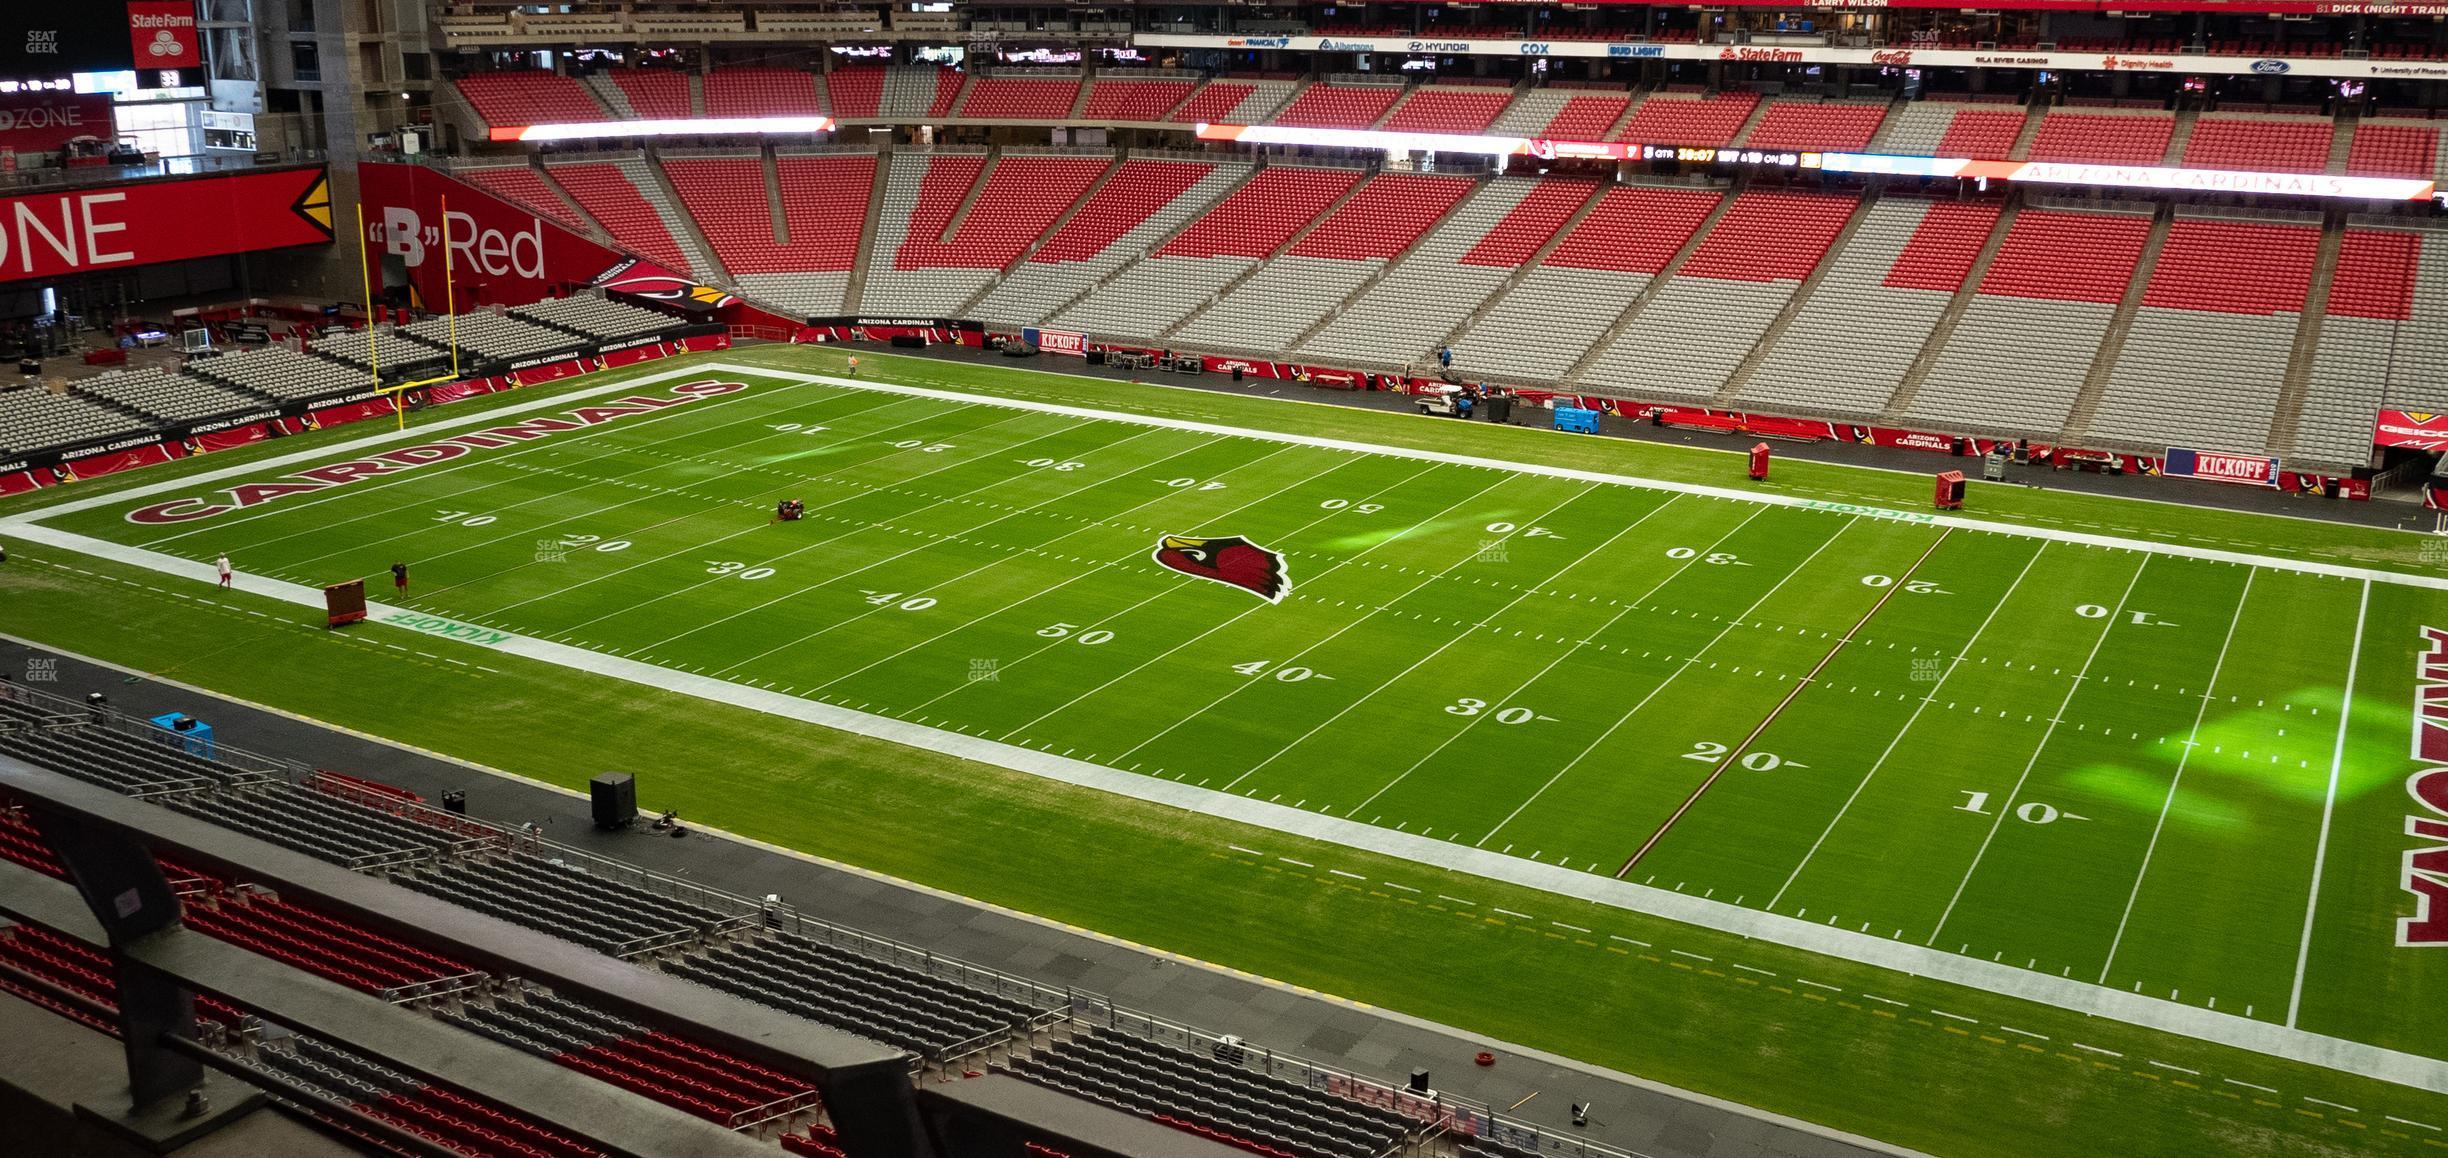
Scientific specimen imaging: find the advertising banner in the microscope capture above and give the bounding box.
[357,161,731,315]
[2376,410,2448,451]
[125,2,199,70]
[2163,446,2281,487]
[0,166,331,286]
[0,91,114,153]
[1022,326,1086,356]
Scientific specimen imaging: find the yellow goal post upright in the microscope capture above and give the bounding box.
[355,196,463,431]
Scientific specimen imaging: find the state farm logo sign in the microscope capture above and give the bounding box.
[127,3,200,70]
[373,205,544,279]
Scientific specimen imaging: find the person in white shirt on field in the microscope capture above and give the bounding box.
[216,553,233,589]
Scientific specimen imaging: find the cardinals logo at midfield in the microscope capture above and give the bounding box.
[1151,534,1290,603]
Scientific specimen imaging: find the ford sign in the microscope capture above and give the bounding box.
[2251,58,2290,74]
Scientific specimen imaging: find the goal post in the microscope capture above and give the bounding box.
[356,195,463,431]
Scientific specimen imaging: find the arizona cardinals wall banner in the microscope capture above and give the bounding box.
[1152,534,1291,603]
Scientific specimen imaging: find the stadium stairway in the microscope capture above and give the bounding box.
[2269,214,2350,456]
[2007,104,2047,160]
[1552,188,1743,385]
[973,159,1251,328]
[1879,199,2023,422]
[763,149,789,247]
[1277,175,1505,356]
[948,157,1127,317]
[842,151,890,311]
[1710,187,1884,405]
[1156,167,1376,342]
[1422,179,1610,366]
[2060,203,2177,443]
[2161,109,2200,168]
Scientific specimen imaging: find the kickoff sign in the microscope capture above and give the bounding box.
[2161,447,2280,487]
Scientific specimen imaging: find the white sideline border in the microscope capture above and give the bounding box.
[7,360,2447,1096]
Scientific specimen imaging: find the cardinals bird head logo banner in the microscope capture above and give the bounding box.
[1152,534,1290,603]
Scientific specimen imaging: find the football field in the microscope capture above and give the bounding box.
[10,356,2447,1089]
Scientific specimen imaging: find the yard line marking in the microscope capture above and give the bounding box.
[803,442,1336,694]
[1471,505,1781,844]
[1999,1025,2044,1038]
[1128,476,1595,774]
[1334,493,1684,811]
[2308,1098,2361,1113]
[2099,569,2256,982]
[1382,882,1418,892]
[1931,1010,1977,1023]
[1769,540,2047,909]
[1669,949,1713,961]
[1493,907,1534,919]
[1278,857,1313,868]
[1607,935,1649,947]
[504,410,1072,629]
[1795,979,1839,991]
[262,388,929,575]
[123,365,787,547]
[2226,1079,2279,1093]
[699,426,1214,675]
[1552,921,1592,933]
[1734,964,1775,976]
[1226,845,1262,856]
[991,464,1487,742]
[1928,555,2151,943]
[1329,869,1366,880]
[1618,525,1954,878]
[901,457,1437,716]
[2074,1043,2123,1057]
[2149,1060,2201,1075]
[2287,578,2371,1028]
[1437,895,1478,907]
[2388,1117,2441,1131]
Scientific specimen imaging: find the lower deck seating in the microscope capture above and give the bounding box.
[669,931,1046,1058]
[1006,1030,1411,1158]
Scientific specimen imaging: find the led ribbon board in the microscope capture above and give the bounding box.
[1193,124,2440,202]
[488,115,838,143]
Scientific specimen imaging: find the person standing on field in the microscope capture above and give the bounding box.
[216,553,232,588]
[391,561,410,592]
[847,355,859,377]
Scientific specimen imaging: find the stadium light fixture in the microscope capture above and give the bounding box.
[487,115,838,142]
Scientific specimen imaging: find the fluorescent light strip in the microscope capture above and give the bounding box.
[491,115,838,142]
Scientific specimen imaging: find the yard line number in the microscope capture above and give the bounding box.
[1446,698,1556,725]
[767,422,829,434]
[862,590,935,611]
[1862,574,1949,594]
[558,534,632,553]
[706,561,777,580]
[1683,740,1804,771]
[433,510,497,527]
[1666,546,1744,565]
[1956,791,2089,825]
[1233,660,1331,682]
[1038,623,1114,644]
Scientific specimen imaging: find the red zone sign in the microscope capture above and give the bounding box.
[2408,628,2448,946]
[122,379,747,525]
[0,166,330,286]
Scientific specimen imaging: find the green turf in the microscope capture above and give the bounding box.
[6,346,2446,1156]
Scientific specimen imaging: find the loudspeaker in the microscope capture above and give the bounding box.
[590,773,637,830]
[889,334,927,348]
[1408,1069,1430,1094]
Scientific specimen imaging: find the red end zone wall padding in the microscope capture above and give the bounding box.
[0,335,730,498]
